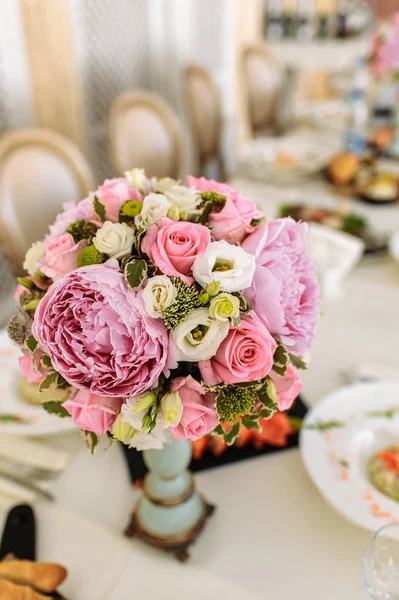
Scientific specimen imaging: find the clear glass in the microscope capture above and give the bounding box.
[364,523,399,599]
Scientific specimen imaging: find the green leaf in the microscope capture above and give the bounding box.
[223,421,240,446]
[25,335,38,356]
[22,298,41,312]
[83,431,99,454]
[119,200,143,223]
[42,401,70,418]
[241,415,262,431]
[273,343,289,377]
[231,292,251,312]
[93,195,107,222]
[231,315,241,328]
[39,372,59,392]
[77,245,105,268]
[40,354,52,369]
[16,277,35,290]
[196,192,226,225]
[212,424,225,436]
[257,377,278,416]
[250,216,265,227]
[258,406,276,420]
[124,258,147,290]
[289,353,307,370]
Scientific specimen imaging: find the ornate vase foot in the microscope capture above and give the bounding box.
[124,439,215,561]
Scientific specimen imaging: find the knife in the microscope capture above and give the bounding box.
[0,504,35,560]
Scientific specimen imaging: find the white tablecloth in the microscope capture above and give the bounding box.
[7,175,398,598]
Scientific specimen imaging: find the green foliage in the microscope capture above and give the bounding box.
[342,213,367,236]
[66,220,98,243]
[7,314,29,346]
[289,353,307,370]
[224,422,241,446]
[196,192,226,225]
[22,298,41,312]
[77,245,105,268]
[25,335,38,356]
[39,372,69,392]
[42,401,70,418]
[163,279,200,329]
[83,431,99,454]
[230,291,251,312]
[273,343,289,377]
[40,354,52,369]
[216,385,256,423]
[241,415,262,431]
[119,200,143,223]
[16,277,36,291]
[124,258,147,289]
[93,195,107,222]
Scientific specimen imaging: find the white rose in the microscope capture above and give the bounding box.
[125,168,147,193]
[161,391,183,429]
[23,241,45,276]
[134,193,171,229]
[93,221,135,259]
[151,177,179,194]
[192,240,255,293]
[172,307,229,362]
[142,275,178,318]
[166,185,200,214]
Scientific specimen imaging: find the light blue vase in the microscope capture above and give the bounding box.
[126,438,214,560]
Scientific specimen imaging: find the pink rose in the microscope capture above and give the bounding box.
[63,389,123,435]
[208,191,258,244]
[88,178,142,223]
[169,376,217,441]
[37,233,86,281]
[186,176,234,196]
[19,349,47,384]
[49,198,97,238]
[243,218,319,355]
[32,263,169,397]
[199,312,277,386]
[141,218,210,285]
[269,364,303,411]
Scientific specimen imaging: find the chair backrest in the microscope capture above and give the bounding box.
[241,44,282,135]
[109,92,183,179]
[0,128,94,273]
[184,65,223,164]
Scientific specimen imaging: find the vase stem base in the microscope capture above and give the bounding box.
[124,498,216,562]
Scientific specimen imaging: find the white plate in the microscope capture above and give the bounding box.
[300,382,399,532]
[0,330,76,436]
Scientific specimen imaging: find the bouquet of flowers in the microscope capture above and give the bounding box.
[370,12,399,78]
[8,171,319,452]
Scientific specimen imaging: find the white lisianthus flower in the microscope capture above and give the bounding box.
[111,413,135,442]
[142,275,178,318]
[166,185,201,215]
[125,167,147,193]
[134,193,171,229]
[161,391,183,429]
[151,177,179,194]
[125,423,170,451]
[209,293,240,321]
[93,221,134,259]
[121,393,156,429]
[23,241,45,276]
[192,240,255,293]
[172,307,229,362]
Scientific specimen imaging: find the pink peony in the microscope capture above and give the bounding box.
[37,233,86,281]
[269,364,303,411]
[242,218,319,355]
[208,191,258,244]
[199,312,277,386]
[19,349,47,384]
[88,178,142,223]
[141,217,210,285]
[63,389,123,435]
[186,176,234,196]
[169,376,217,441]
[32,263,169,397]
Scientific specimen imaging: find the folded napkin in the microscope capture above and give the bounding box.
[307,223,365,301]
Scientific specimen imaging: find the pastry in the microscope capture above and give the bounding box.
[357,171,398,202]
[0,560,67,593]
[0,578,49,600]
[327,152,359,186]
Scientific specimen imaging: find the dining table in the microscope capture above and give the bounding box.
[2,170,399,598]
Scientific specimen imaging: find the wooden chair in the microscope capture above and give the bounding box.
[183,64,226,180]
[241,44,283,137]
[0,128,94,273]
[108,91,183,179]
